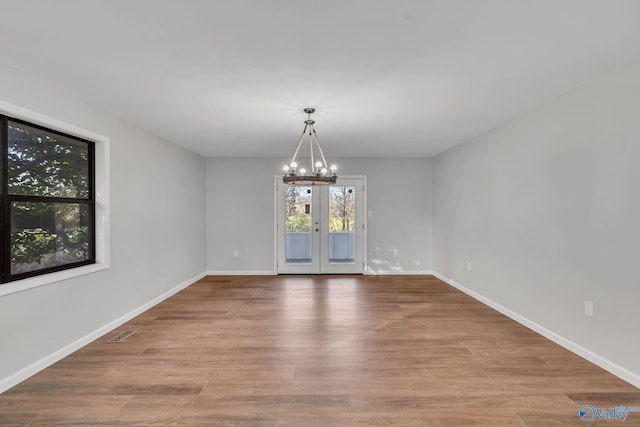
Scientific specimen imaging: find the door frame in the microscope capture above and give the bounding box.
[274,175,367,274]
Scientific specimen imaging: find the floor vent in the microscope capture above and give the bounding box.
[107,330,135,343]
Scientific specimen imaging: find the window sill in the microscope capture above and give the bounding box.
[0,263,110,297]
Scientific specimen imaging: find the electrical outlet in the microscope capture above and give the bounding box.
[584,300,594,318]
[466,262,472,272]
[233,250,239,257]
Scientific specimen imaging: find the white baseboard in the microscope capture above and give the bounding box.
[206,269,434,276]
[364,268,434,275]
[0,271,207,394]
[206,270,276,276]
[431,271,640,389]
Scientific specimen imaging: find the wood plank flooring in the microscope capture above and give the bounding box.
[1,275,638,426]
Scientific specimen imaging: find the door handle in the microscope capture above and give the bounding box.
[315,228,319,232]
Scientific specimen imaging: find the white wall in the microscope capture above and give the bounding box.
[0,64,207,389]
[433,63,640,383]
[207,157,432,273]
[206,158,278,273]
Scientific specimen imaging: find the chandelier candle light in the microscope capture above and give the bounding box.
[282,108,337,186]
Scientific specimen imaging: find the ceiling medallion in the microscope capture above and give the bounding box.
[282,107,337,186]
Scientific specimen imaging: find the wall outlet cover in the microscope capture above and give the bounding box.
[584,300,594,318]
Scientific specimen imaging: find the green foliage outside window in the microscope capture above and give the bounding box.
[286,214,312,232]
[11,230,57,265]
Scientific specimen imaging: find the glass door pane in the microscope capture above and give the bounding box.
[328,186,356,265]
[284,186,313,264]
[320,179,364,274]
[277,183,320,274]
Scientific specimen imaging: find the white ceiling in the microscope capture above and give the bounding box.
[1,0,640,158]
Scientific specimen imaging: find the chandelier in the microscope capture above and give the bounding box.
[282,108,337,186]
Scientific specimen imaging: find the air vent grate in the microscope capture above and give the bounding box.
[107,330,135,343]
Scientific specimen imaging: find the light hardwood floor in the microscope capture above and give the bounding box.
[1,275,638,426]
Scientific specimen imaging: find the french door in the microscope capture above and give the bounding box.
[276,177,365,274]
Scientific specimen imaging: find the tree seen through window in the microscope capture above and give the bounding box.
[1,118,94,282]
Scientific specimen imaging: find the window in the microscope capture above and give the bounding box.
[1,115,95,283]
